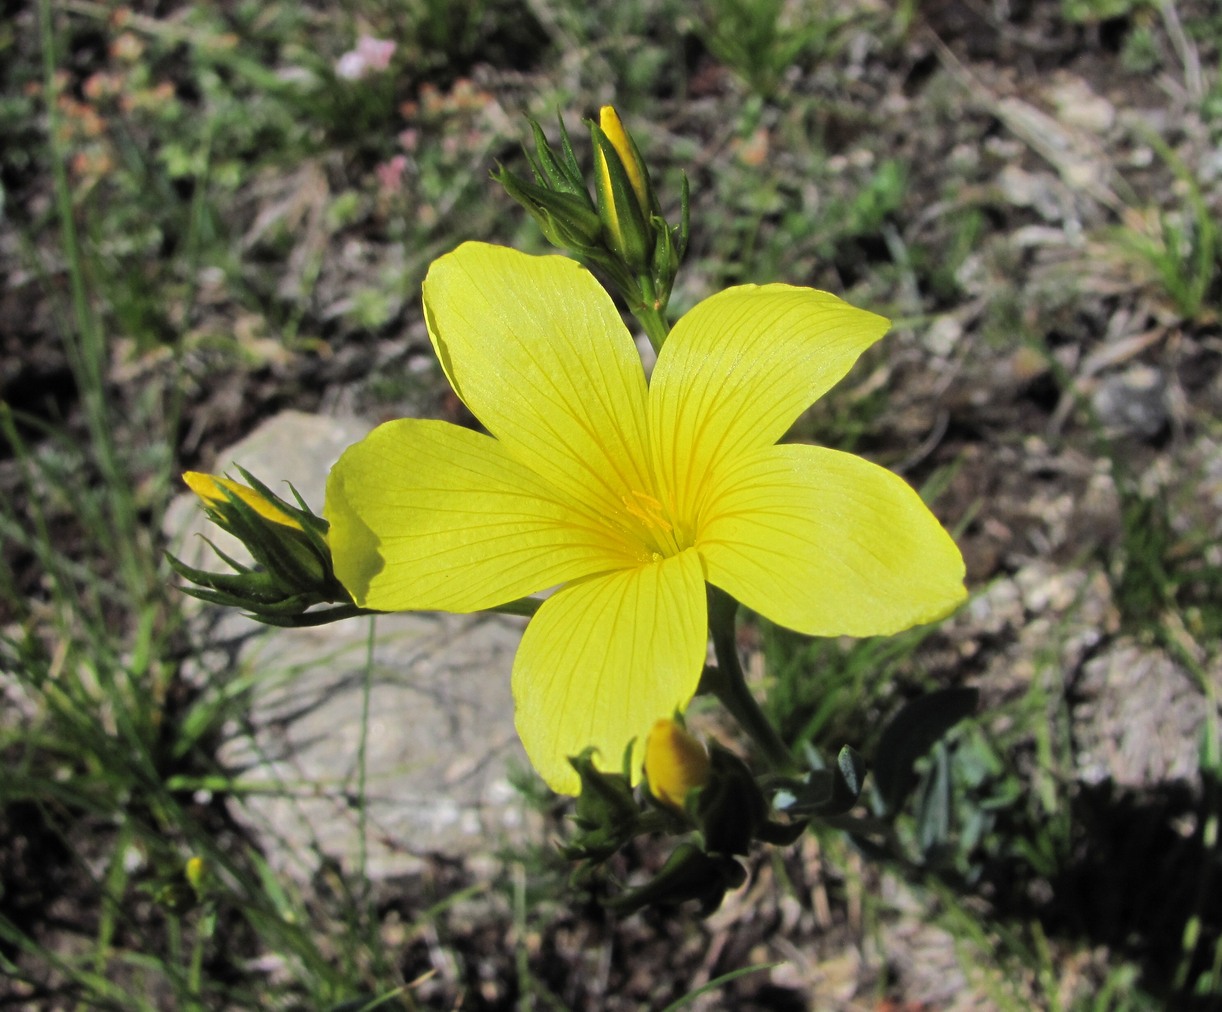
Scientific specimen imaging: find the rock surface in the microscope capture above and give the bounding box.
[165,410,537,879]
[1073,641,1210,789]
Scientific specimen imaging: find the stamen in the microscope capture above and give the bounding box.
[621,490,673,533]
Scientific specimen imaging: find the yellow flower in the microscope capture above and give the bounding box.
[325,243,966,794]
[183,471,302,530]
[184,856,206,893]
[645,719,711,810]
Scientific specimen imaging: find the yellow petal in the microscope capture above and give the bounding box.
[599,106,650,214]
[649,284,888,528]
[512,548,707,794]
[324,418,635,612]
[697,445,966,637]
[423,243,652,524]
[183,471,302,529]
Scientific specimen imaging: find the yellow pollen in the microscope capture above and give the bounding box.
[621,490,672,533]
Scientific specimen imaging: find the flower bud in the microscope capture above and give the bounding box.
[598,106,656,219]
[183,471,302,531]
[184,469,327,583]
[644,718,711,811]
[171,468,356,625]
[495,108,689,325]
[590,123,653,273]
[184,856,207,896]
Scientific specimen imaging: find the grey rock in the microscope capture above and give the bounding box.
[1073,641,1211,789]
[166,410,538,879]
[1090,365,1168,439]
[219,608,533,880]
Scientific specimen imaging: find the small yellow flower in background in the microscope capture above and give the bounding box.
[645,719,711,810]
[183,471,302,530]
[184,855,206,894]
[325,242,967,794]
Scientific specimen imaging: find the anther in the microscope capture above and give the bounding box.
[621,490,673,533]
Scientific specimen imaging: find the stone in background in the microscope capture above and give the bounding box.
[165,410,538,880]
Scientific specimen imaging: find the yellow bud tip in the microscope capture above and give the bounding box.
[598,105,650,213]
[644,718,711,811]
[182,471,302,530]
[184,856,205,891]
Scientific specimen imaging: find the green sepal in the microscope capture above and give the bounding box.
[524,117,587,197]
[200,474,331,588]
[771,744,867,819]
[694,746,768,856]
[560,747,643,863]
[605,842,746,917]
[168,550,363,625]
[555,114,584,188]
[492,164,603,251]
[232,466,329,539]
[755,815,807,847]
[676,171,690,259]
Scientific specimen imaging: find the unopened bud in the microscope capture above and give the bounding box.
[590,111,654,273]
[183,471,302,531]
[644,718,711,811]
[171,468,356,625]
[598,106,655,218]
[184,856,206,895]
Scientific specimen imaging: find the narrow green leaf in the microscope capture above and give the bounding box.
[873,687,978,815]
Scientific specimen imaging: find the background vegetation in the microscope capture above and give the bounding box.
[2,0,1220,1007]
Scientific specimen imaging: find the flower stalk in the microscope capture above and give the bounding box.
[706,586,796,774]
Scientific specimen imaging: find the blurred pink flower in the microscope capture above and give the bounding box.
[376,154,408,194]
[336,36,396,81]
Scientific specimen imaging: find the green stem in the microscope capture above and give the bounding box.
[706,587,794,773]
[632,273,670,352]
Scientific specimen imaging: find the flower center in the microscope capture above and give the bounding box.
[620,490,683,559]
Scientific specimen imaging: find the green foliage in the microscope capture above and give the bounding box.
[409,0,490,67]
[916,207,985,304]
[694,0,848,98]
[1107,85,1221,321]
[1109,476,1222,643]
[1061,0,1152,23]
[1114,170,1219,320]
[872,687,979,817]
[762,620,942,751]
[1120,21,1162,74]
